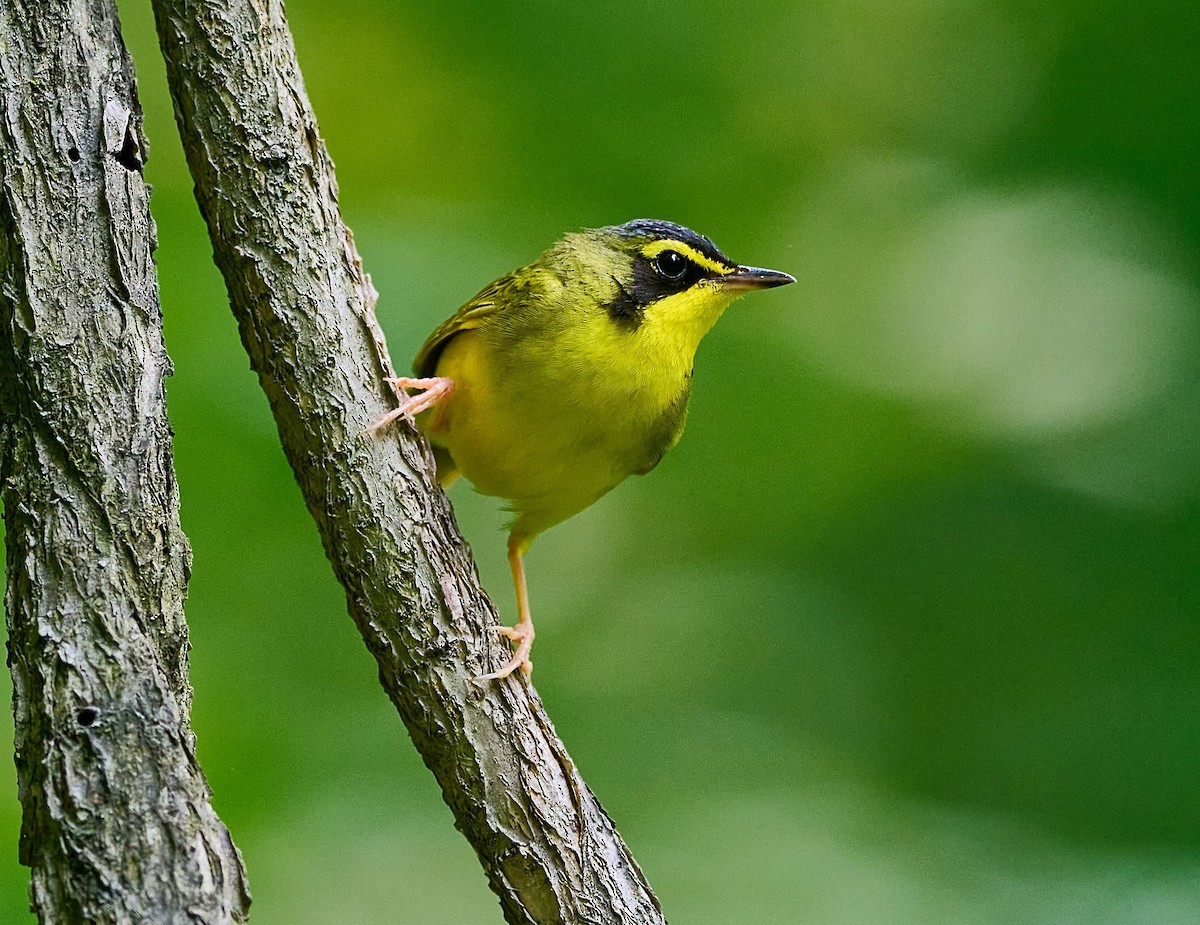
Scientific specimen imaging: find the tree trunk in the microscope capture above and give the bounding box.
[0,0,250,921]
[150,0,667,922]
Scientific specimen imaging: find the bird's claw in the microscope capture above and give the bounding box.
[472,621,535,682]
[365,376,454,436]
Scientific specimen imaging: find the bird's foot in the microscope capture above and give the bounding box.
[365,376,454,435]
[473,620,535,682]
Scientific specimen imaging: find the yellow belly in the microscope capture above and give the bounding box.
[423,330,683,540]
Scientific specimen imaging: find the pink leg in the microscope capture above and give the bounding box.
[366,376,454,435]
[473,533,535,682]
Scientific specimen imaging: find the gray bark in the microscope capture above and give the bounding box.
[0,1,250,922]
[150,0,667,922]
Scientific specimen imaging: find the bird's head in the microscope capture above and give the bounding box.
[543,219,794,354]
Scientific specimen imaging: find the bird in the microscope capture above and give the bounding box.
[370,219,793,681]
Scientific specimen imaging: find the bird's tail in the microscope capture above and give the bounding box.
[433,445,460,488]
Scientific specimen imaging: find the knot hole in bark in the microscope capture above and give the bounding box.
[111,132,143,172]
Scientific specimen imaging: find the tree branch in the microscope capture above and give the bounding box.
[0,0,250,921]
[149,1,666,922]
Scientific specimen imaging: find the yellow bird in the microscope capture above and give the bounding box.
[371,220,793,680]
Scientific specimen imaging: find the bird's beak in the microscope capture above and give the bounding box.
[720,265,796,291]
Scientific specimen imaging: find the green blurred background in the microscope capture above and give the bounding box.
[4,0,1199,921]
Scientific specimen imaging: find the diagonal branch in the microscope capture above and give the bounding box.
[0,0,249,921]
[149,0,667,922]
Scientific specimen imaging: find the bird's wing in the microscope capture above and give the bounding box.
[412,277,509,377]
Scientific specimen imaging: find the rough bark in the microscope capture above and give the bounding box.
[0,1,251,922]
[150,1,666,922]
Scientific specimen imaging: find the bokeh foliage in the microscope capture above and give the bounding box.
[2,0,1197,921]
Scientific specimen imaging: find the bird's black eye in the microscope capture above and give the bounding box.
[654,250,688,281]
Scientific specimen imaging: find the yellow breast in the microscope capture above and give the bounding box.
[425,335,672,538]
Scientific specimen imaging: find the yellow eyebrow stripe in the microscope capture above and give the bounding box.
[641,239,735,276]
